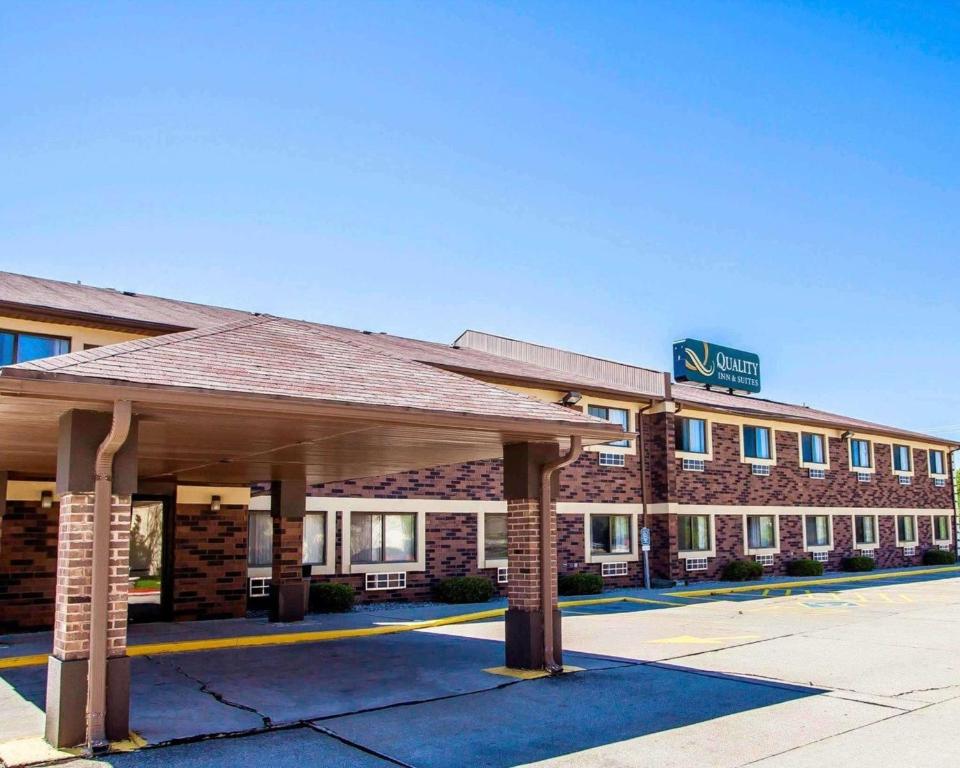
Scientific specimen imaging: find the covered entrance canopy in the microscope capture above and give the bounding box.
[0,315,628,751]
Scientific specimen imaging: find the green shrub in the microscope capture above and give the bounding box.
[309,582,355,613]
[558,572,603,596]
[842,556,875,572]
[721,559,764,581]
[786,558,824,577]
[923,548,956,565]
[434,576,495,604]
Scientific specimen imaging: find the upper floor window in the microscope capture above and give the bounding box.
[676,417,708,454]
[302,512,327,565]
[929,450,947,476]
[678,514,710,552]
[850,439,872,469]
[743,426,772,460]
[350,512,417,564]
[801,433,827,465]
[0,330,70,366]
[590,514,632,555]
[484,512,507,562]
[892,444,912,473]
[587,405,629,448]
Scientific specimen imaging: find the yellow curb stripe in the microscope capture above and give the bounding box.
[0,653,47,670]
[670,566,960,598]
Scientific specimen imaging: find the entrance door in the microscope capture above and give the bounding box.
[128,496,173,623]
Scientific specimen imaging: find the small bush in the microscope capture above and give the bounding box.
[309,582,355,613]
[842,556,875,572]
[721,559,764,581]
[786,559,824,577]
[923,548,956,565]
[434,576,495,604]
[558,572,603,596]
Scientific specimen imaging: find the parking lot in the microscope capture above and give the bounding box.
[2,569,960,767]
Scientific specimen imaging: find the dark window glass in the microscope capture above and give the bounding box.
[893,445,911,472]
[0,332,13,365]
[805,515,830,546]
[350,512,417,564]
[802,433,826,464]
[855,515,876,544]
[248,511,272,567]
[0,330,70,365]
[587,405,629,447]
[743,426,771,460]
[676,418,707,454]
[678,515,710,551]
[590,514,631,554]
[484,513,507,561]
[929,450,945,476]
[747,515,776,548]
[897,515,916,543]
[850,439,872,469]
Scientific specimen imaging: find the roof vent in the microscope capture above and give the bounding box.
[122,291,137,297]
[362,330,373,335]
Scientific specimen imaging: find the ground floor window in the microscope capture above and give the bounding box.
[805,515,830,547]
[484,512,507,561]
[248,510,273,567]
[855,515,877,546]
[897,515,917,544]
[678,514,710,551]
[350,512,417,564]
[747,515,776,549]
[934,515,951,541]
[591,514,632,554]
[302,512,327,565]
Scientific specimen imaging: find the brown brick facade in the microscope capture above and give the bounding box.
[0,500,58,631]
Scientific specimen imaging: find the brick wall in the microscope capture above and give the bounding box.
[675,424,953,509]
[0,500,58,632]
[171,503,247,621]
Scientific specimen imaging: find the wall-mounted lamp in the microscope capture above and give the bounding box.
[560,391,582,406]
[40,490,54,509]
[840,431,853,441]
[210,495,222,512]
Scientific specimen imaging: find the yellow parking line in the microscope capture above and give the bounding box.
[784,589,792,596]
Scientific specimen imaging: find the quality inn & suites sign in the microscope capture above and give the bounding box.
[673,339,761,394]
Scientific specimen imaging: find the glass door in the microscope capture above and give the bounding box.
[128,497,172,622]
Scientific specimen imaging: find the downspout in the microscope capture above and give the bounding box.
[86,400,132,751]
[540,435,582,674]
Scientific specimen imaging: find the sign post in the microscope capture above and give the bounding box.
[640,526,651,590]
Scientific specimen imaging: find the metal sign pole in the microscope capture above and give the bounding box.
[640,526,651,589]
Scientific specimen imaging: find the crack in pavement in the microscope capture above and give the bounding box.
[307,722,418,768]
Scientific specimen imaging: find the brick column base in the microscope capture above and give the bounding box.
[504,498,561,669]
[270,513,307,622]
[46,493,132,748]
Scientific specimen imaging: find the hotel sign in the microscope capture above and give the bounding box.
[673,339,761,394]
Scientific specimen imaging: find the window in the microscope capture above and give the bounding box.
[897,515,917,544]
[805,515,830,547]
[0,330,70,366]
[350,512,417,564]
[484,513,507,562]
[801,433,827,465]
[366,572,406,590]
[934,515,951,541]
[602,562,628,577]
[812,551,828,563]
[598,452,625,467]
[248,511,273,567]
[591,514,632,555]
[685,557,708,571]
[678,514,710,552]
[751,464,770,476]
[676,417,708,454]
[809,468,826,480]
[302,512,326,565]
[898,476,912,486]
[935,478,946,488]
[857,472,871,483]
[854,515,877,546]
[248,576,271,597]
[929,450,946,476]
[743,426,772,460]
[682,458,705,472]
[588,405,629,448]
[850,439,872,469]
[497,567,508,584]
[755,553,775,567]
[747,515,776,549]
[892,444,912,473]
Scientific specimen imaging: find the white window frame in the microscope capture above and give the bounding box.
[598,452,626,467]
[581,398,637,456]
[677,512,715,559]
[932,514,953,546]
[675,416,713,462]
[929,449,949,480]
[340,501,427,575]
[848,438,875,474]
[808,468,826,480]
[891,444,914,478]
[755,553,775,567]
[751,463,771,477]
[682,458,706,472]
[743,512,780,556]
[685,556,709,572]
[601,561,629,577]
[798,431,830,470]
[584,509,639,564]
[811,551,828,563]
[478,509,508,570]
[852,513,880,551]
[895,514,918,547]
[740,423,777,467]
[365,572,407,591]
[248,495,337,576]
[801,513,833,553]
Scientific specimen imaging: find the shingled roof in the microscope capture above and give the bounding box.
[0,271,250,330]
[1,315,622,435]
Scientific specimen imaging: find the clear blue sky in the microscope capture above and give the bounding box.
[2,2,958,439]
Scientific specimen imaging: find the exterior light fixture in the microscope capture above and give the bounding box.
[210,495,222,512]
[40,490,54,509]
[560,391,582,406]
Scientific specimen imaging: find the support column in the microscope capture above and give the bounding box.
[503,442,561,669]
[270,479,308,622]
[46,410,137,748]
